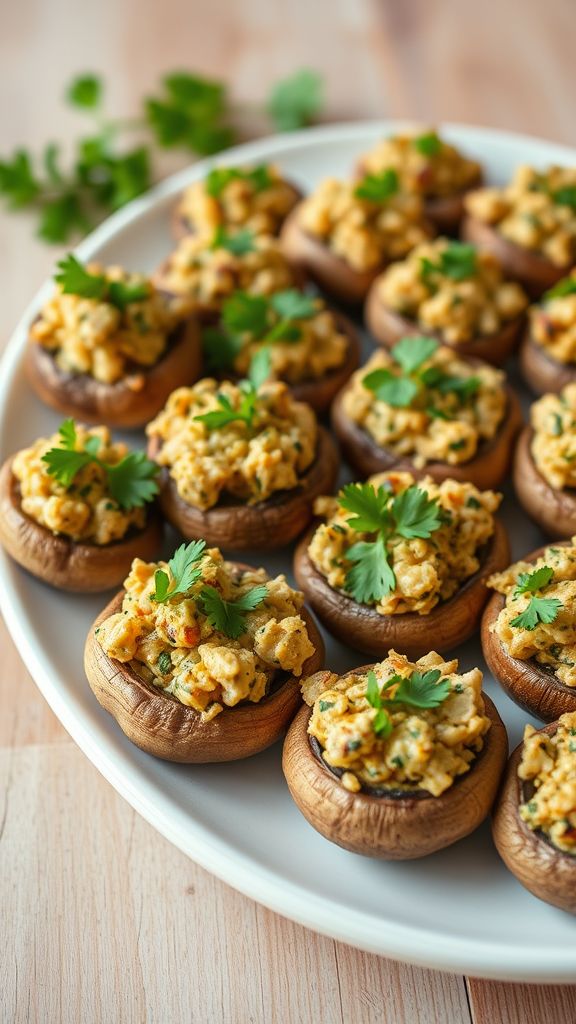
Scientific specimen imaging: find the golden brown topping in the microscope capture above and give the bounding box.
[308,471,499,615]
[304,650,490,796]
[341,343,506,467]
[360,129,481,198]
[177,164,299,237]
[465,165,576,267]
[530,385,576,490]
[96,544,315,719]
[297,177,431,273]
[376,238,527,344]
[531,272,576,364]
[147,378,317,509]
[518,712,576,855]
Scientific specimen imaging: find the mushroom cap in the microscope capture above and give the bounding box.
[331,382,523,491]
[170,180,304,242]
[85,586,325,762]
[519,328,576,396]
[282,690,508,859]
[513,427,576,539]
[26,317,202,429]
[481,544,576,723]
[364,284,524,367]
[279,206,387,304]
[147,425,340,550]
[462,216,566,298]
[294,518,510,659]
[492,723,576,914]
[423,180,482,234]
[0,457,163,593]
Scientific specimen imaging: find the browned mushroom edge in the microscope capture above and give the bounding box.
[294,517,510,659]
[492,722,576,914]
[279,206,394,305]
[481,540,576,722]
[84,585,325,763]
[462,215,567,299]
[282,688,507,859]
[519,327,576,396]
[0,456,163,593]
[147,426,340,551]
[25,317,202,430]
[364,284,524,368]
[513,427,576,539]
[330,383,523,491]
[170,180,304,243]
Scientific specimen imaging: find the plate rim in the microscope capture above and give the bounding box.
[2,119,576,982]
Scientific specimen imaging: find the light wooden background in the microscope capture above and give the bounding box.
[2,2,576,1022]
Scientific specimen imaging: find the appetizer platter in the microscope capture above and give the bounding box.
[2,122,576,982]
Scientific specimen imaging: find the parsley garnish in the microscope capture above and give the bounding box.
[152,540,207,603]
[362,335,479,410]
[365,667,450,737]
[202,288,317,373]
[544,276,576,301]
[198,584,268,639]
[339,481,443,603]
[42,419,159,510]
[420,242,477,285]
[354,168,399,202]
[194,381,259,431]
[510,565,562,631]
[55,254,149,309]
[157,652,173,675]
[552,186,576,211]
[266,69,323,132]
[210,226,255,256]
[413,131,442,157]
[204,165,273,198]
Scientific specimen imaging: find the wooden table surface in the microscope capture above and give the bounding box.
[2,2,576,1021]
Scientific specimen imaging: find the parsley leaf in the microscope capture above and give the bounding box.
[41,418,159,510]
[67,75,102,109]
[510,565,562,631]
[248,347,272,390]
[339,481,392,533]
[391,335,439,374]
[204,288,315,372]
[363,334,478,411]
[420,242,477,284]
[391,486,443,538]
[152,540,207,603]
[544,276,576,301]
[365,670,392,738]
[345,538,396,604]
[210,226,255,255]
[194,385,258,431]
[553,186,576,212]
[0,150,40,208]
[55,254,149,309]
[354,168,399,202]
[389,669,451,709]
[413,131,442,157]
[199,583,268,638]
[267,69,323,131]
[204,165,272,198]
[362,368,419,408]
[146,74,233,155]
[223,292,269,336]
[202,327,244,372]
[269,290,316,320]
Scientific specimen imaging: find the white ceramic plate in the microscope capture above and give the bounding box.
[2,122,576,983]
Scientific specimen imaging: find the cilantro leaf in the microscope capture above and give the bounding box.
[107,279,150,310]
[510,598,562,631]
[365,670,393,738]
[553,186,576,211]
[389,669,451,709]
[223,292,269,336]
[339,482,391,533]
[105,452,159,509]
[514,565,555,596]
[210,226,255,256]
[413,131,442,157]
[391,336,439,374]
[420,242,477,284]
[269,290,316,320]
[204,165,272,198]
[152,540,207,603]
[345,538,396,604]
[544,276,576,301]
[248,347,272,390]
[146,74,233,155]
[41,447,94,488]
[38,193,88,243]
[391,486,442,539]
[194,388,257,431]
[67,75,102,109]
[362,367,419,408]
[354,168,399,202]
[267,69,323,132]
[435,374,480,401]
[0,150,40,208]
[198,584,268,639]
[58,418,78,450]
[55,254,107,299]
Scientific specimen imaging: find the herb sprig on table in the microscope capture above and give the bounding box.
[42,419,159,509]
[0,69,324,243]
[366,667,451,738]
[337,481,444,604]
[203,288,317,376]
[362,335,480,410]
[509,566,562,631]
[55,254,150,309]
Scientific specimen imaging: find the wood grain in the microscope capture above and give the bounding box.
[2,0,576,1021]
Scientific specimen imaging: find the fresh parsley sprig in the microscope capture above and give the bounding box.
[55,254,150,310]
[42,419,159,510]
[420,241,477,285]
[0,69,324,243]
[366,667,451,738]
[204,165,272,198]
[210,226,256,256]
[339,481,443,604]
[194,380,260,431]
[354,168,399,202]
[152,540,207,603]
[510,565,562,631]
[544,276,576,301]
[198,584,268,639]
[413,131,442,157]
[362,335,480,411]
